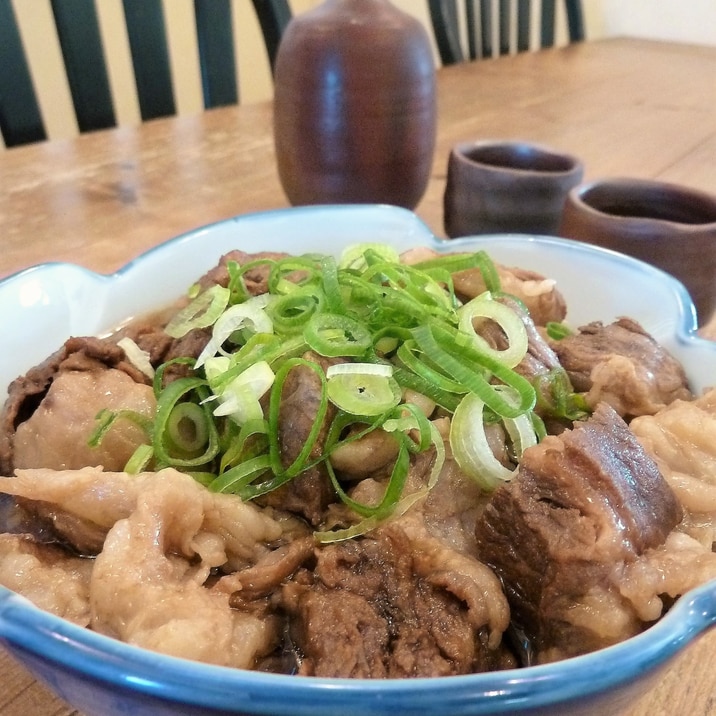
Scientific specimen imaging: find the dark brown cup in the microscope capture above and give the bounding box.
[443,140,584,238]
[559,178,716,324]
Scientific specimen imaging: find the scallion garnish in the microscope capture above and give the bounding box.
[94,243,574,542]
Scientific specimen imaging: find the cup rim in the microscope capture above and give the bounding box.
[568,177,716,229]
[451,139,584,177]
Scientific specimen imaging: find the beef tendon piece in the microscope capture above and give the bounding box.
[475,403,682,663]
[281,523,511,678]
[550,317,692,419]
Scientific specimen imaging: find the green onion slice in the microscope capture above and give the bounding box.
[165,285,231,338]
[208,360,275,425]
[458,292,529,368]
[153,377,219,468]
[339,243,400,271]
[195,294,273,368]
[326,363,402,416]
[449,387,537,491]
[304,313,372,358]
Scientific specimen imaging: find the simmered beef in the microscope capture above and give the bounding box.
[0,336,153,476]
[259,352,338,525]
[475,403,682,662]
[454,265,568,327]
[549,318,692,419]
[281,524,511,678]
[197,250,291,296]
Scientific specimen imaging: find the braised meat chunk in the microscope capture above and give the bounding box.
[282,523,511,678]
[0,336,156,480]
[550,317,692,419]
[258,352,338,525]
[475,403,682,663]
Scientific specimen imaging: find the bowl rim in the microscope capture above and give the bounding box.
[2,579,715,714]
[1,203,715,714]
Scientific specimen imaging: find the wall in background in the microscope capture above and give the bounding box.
[597,0,716,46]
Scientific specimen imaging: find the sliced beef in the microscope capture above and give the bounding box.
[0,336,152,476]
[549,318,692,419]
[454,264,568,327]
[197,250,291,296]
[224,535,315,602]
[475,402,682,662]
[281,523,511,678]
[258,352,338,525]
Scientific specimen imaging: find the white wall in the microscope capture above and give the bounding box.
[594,0,716,46]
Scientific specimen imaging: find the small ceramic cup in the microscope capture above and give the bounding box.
[443,140,584,238]
[559,178,716,324]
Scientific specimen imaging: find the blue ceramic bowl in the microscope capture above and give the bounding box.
[1,205,715,715]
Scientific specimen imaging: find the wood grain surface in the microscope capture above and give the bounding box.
[1,37,715,715]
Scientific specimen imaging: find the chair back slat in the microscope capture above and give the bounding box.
[427,0,464,66]
[0,0,46,146]
[1,0,293,147]
[479,1,493,58]
[541,0,557,46]
[195,0,238,108]
[122,0,176,121]
[251,0,293,73]
[498,0,511,56]
[52,0,116,133]
[517,0,531,53]
[566,0,586,42]
[428,0,585,65]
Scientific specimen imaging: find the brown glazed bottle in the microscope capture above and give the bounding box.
[273,0,437,209]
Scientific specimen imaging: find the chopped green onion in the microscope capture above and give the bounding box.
[88,408,153,449]
[339,243,400,271]
[449,388,537,491]
[210,360,275,425]
[411,323,535,418]
[134,243,551,542]
[153,377,220,468]
[326,365,402,416]
[226,260,250,305]
[166,402,210,454]
[123,443,154,474]
[413,250,501,293]
[304,313,372,358]
[266,289,320,335]
[458,292,529,368]
[210,454,273,494]
[165,285,230,338]
[546,321,574,340]
[195,295,273,368]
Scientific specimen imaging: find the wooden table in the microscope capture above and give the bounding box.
[1,37,716,715]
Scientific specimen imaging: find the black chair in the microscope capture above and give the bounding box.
[428,0,585,65]
[0,0,292,148]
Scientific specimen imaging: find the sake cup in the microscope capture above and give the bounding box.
[443,140,584,238]
[559,178,716,324]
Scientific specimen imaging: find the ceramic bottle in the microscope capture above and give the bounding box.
[273,0,437,210]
